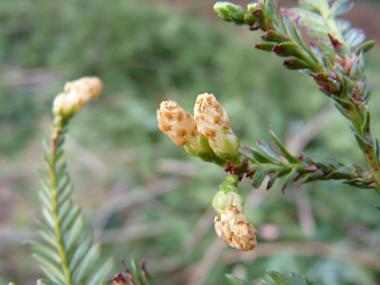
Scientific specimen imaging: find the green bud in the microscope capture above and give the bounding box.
[212,189,245,214]
[213,2,231,21]
[184,134,226,165]
[210,132,240,161]
[214,2,246,23]
[247,2,261,14]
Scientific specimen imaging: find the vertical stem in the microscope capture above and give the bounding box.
[49,117,73,285]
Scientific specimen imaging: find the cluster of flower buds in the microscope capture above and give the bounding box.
[212,175,257,251]
[157,94,240,164]
[53,77,103,120]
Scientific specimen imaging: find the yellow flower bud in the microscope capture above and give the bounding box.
[53,77,103,118]
[157,100,198,147]
[214,207,257,251]
[194,93,240,158]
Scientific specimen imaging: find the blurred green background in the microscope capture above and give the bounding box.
[1,0,380,284]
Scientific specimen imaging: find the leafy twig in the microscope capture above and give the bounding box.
[28,77,114,285]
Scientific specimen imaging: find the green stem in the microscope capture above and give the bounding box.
[49,118,73,285]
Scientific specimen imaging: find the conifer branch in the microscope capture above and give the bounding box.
[213,0,380,193]
[28,77,114,285]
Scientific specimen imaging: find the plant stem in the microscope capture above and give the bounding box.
[49,117,73,285]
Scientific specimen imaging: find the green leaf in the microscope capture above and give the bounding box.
[273,42,303,57]
[265,0,276,21]
[58,200,72,221]
[41,184,53,200]
[288,272,305,285]
[39,229,58,249]
[65,215,85,252]
[251,147,272,163]
[69,230,94,272]
[33,253,67,284]
[56,135,66,150]
[74,242,102,284]
[39,169,51,188]
[334,103,352,120]
[267,171,280,190]
[131,258,144,285]
[336,19,351,33]
[305,278,321,285]
[261,30,288,43]
[355,40,375,54]
[256,139,283,163]
[61,206,81,233]
[267,271,294,285]
[330,0,354,17]
[345,28,365,48]
[353,132,372,150]
[270,131,298,163]
[27,240,61,264]
[37,279,61,285]
[39,190,53,212]
[283,59,311,70]
[255,43,276,52]
[87,257,115,285]
[375,204,380,211]
[261,279,277,285]
[58,185,74,206]
[57,175,70,194]
[225,274,256,285]
[282,167,299,192]
[361,111,370,134]
[42,207,56,231]
[300,169,325,185]
[252,167,272,188]
[281,16,294,42]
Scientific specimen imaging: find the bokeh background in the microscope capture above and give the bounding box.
[1,0,380,284]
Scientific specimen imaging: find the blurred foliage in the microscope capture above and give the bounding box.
[1,0,380,285]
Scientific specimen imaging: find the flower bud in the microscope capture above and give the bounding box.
[53,77,103,119]
[247,2,261,13]
[213,191,257,251]
[212,190,244,214]
[194,93,240,160]
[157,100,226,164]
[157,100,197,147]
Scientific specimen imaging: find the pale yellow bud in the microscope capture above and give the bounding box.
[53,77,103,118]
[194,93,240,158]
[214,207,257,252]
[157,100,197,147]
[194,93,230,137]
